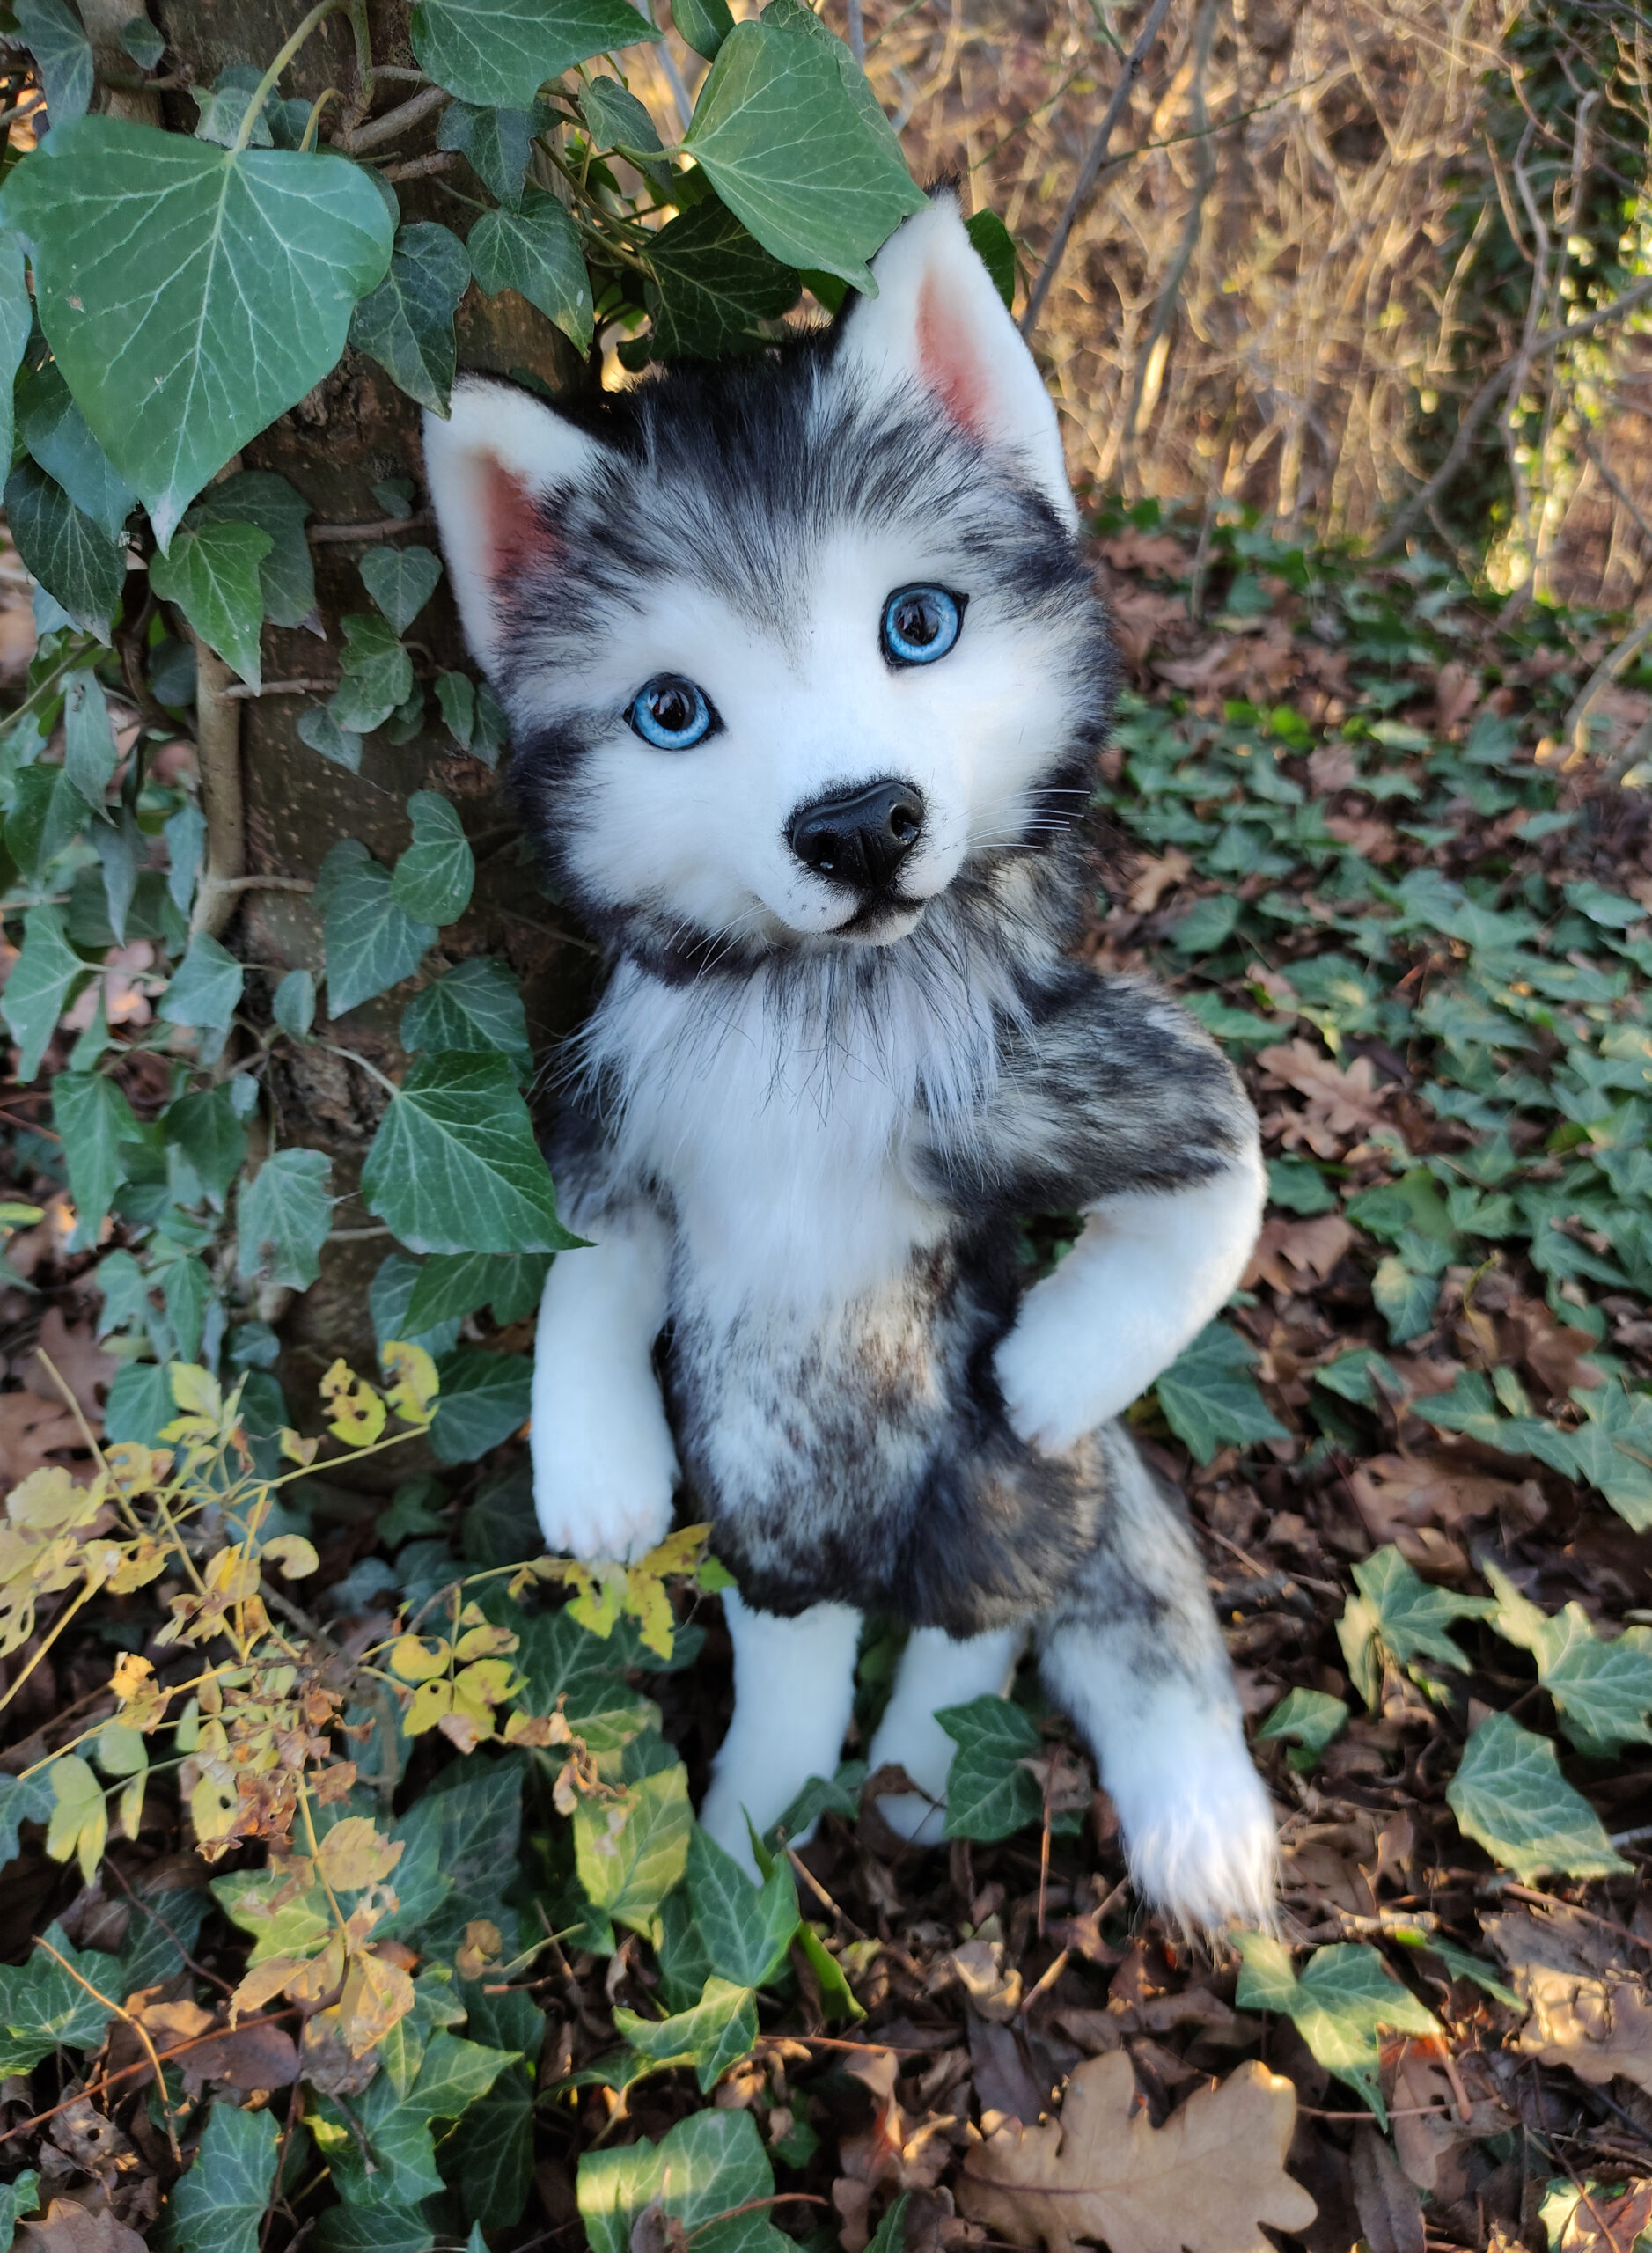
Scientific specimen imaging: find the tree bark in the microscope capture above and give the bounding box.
[145,1,598,1440]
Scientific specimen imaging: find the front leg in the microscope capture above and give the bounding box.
[995,1141,1265,1453]
[869,1624,1027,1845]
[699,1589,862,1876]
[531,1203,679,1563]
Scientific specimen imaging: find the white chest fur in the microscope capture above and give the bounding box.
[573,947,1010,1321]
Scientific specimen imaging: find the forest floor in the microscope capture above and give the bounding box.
[2,510,1652,2253]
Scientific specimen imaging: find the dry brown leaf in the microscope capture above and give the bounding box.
[178,2018,300,2095]
[1561,2181,1652,2253]
[18,2204,147,2253]
[1243,1214,1354,1293]
[1390,2050,1510,2200]
[1257,1040,1388,1156]
[1307,744,1361,794]
[1350,2123,1424,2253]
[957,2050,1316,2253]
[1126,850,1191,916]
[1324,812,1398,859]
[1485,1909,1652,2095]
[1347,1454,1544,1562]
[22,1308,115,1420]
[840,2093,956,2197]
[46,2097,136,2178]
[1097,532,1191,576]
[0,1391,86,1485]
[1434,662,1481,735]
[952,1940,1023,2022]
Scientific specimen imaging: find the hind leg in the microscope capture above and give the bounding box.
[869,1623,1028,1845]
[699,1588,862,1876]
[1039,1426,1275,1933]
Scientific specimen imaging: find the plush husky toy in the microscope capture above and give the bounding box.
[423,189,1275,1931]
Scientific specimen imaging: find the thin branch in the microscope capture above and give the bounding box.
[1372,271,1652,557]
[307,511,432,543]
[1020,0,1175,338]
[341,80,449,153]
[220,677,339,699]
[33,1935,181,2162]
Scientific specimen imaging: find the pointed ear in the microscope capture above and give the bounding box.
[422,377,611,675]
[833,191,1075,525]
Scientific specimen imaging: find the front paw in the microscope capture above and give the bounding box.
[531,1414,679,1564]
[995,1320,1108,1454]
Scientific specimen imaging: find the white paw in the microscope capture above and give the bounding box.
[868,1706,953,1846]
[531,1410,678,1564]
[697,1775,766,1878]
[871,1789,948,1846]
[1110,1725,1277,1934]
[994,1311,1129,1454]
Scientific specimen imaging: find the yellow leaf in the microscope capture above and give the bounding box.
[169,1363,223,1422]
[567,1562,625,1640]
[339,1947,415,2055]
[389,1635,449,1683]
[320,1361,387,1449]
[280,1428,320,1468]
[203,1545,261,1604]
[285,1934,347,2003]
[6,1466,101,1534]
[453,1622,518,1662]
[116,1771,146,1844]
[190,1768,239,1846]
[262,1534,319,1580]
[46,1755,106,1882]
[106,1536,169,1595]
[231,1954,306,2022]
[453,1658,518,1707]
[111,1651,155,1703]
[105,1442,165,1495]
[624,1571,676,1661]
[382,1339,439,1427]
[640,1523,712,1577]
[317,1816,405,1893]
[95,1721,147,1777]
[403,1679,452,1736]
[455,1919,503,1978]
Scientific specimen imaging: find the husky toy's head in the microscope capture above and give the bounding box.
[423,190,1114,978]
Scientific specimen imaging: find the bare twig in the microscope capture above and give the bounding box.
[339,79,448,152]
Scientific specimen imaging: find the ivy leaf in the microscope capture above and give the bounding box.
[406,1250,550,1331]
[3,906,88,1080]
[578,2108,778,2253]
[435,99,540,209]
[0,1923,119,2072]
[445,1983,541,2228]
[1255,1686,1348,1772]
[324,852,436,1016]
[362,1051,575,1255]
[411,0,657,110]
[580,77,667,171]
[436,670,476,749]
[0,232,32,474]
[61,670,118,805]
[237,1149,334,1291]
[1371,1253,1439,1343]
[574,1762,693,1934]
[1233,1932,1438,2124]
[429,1347,532,1463]
[319,2034,515,2209]
[188,471,316,627]
[0,2171,39,2253]
[8,764,93,886]
[1155,1320,1289,1464]
[168,2100,279,2253]
[149,519,273,688]
[272,968,316,1043]
[1445,1712,1630,1884]
[391,792,475,928]
[1335,1545,1494,1708]
[681,15,926,287]
[937,1694,1042,1841]
[166,1084,251,1202]
[645,198,800,359]
[672,0,734,61]
[964,207,1016,308]
[15,0,93,126]
[686,1825,800,1986]
[53,1072,138,1238]
[4,459,126,637]
[468,192,593,353]
[361,545,444,635]
[160,934,245,1031]
[16,361,138,540]
[332,613,415,737]
[400,958,532,1075]
[1,119,395,545]
[298,706,363,772]
[349,220,470,416]
[613,1975,759,2093]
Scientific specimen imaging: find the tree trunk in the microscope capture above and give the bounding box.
[145,0,598,1447]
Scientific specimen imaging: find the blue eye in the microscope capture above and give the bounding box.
[628,674,714,750]
[881,585,964,667]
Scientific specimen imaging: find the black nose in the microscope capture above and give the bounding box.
[786,779,925,892]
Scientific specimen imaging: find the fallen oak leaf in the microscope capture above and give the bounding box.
[1484,1908,1652,2097]
[1258,1038,1389,1156]
[956,2049,1315,2253]
[1243,1214,1355,1293]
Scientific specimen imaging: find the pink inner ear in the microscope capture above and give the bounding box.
[481,456,557,593]
[916,272,990,437]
